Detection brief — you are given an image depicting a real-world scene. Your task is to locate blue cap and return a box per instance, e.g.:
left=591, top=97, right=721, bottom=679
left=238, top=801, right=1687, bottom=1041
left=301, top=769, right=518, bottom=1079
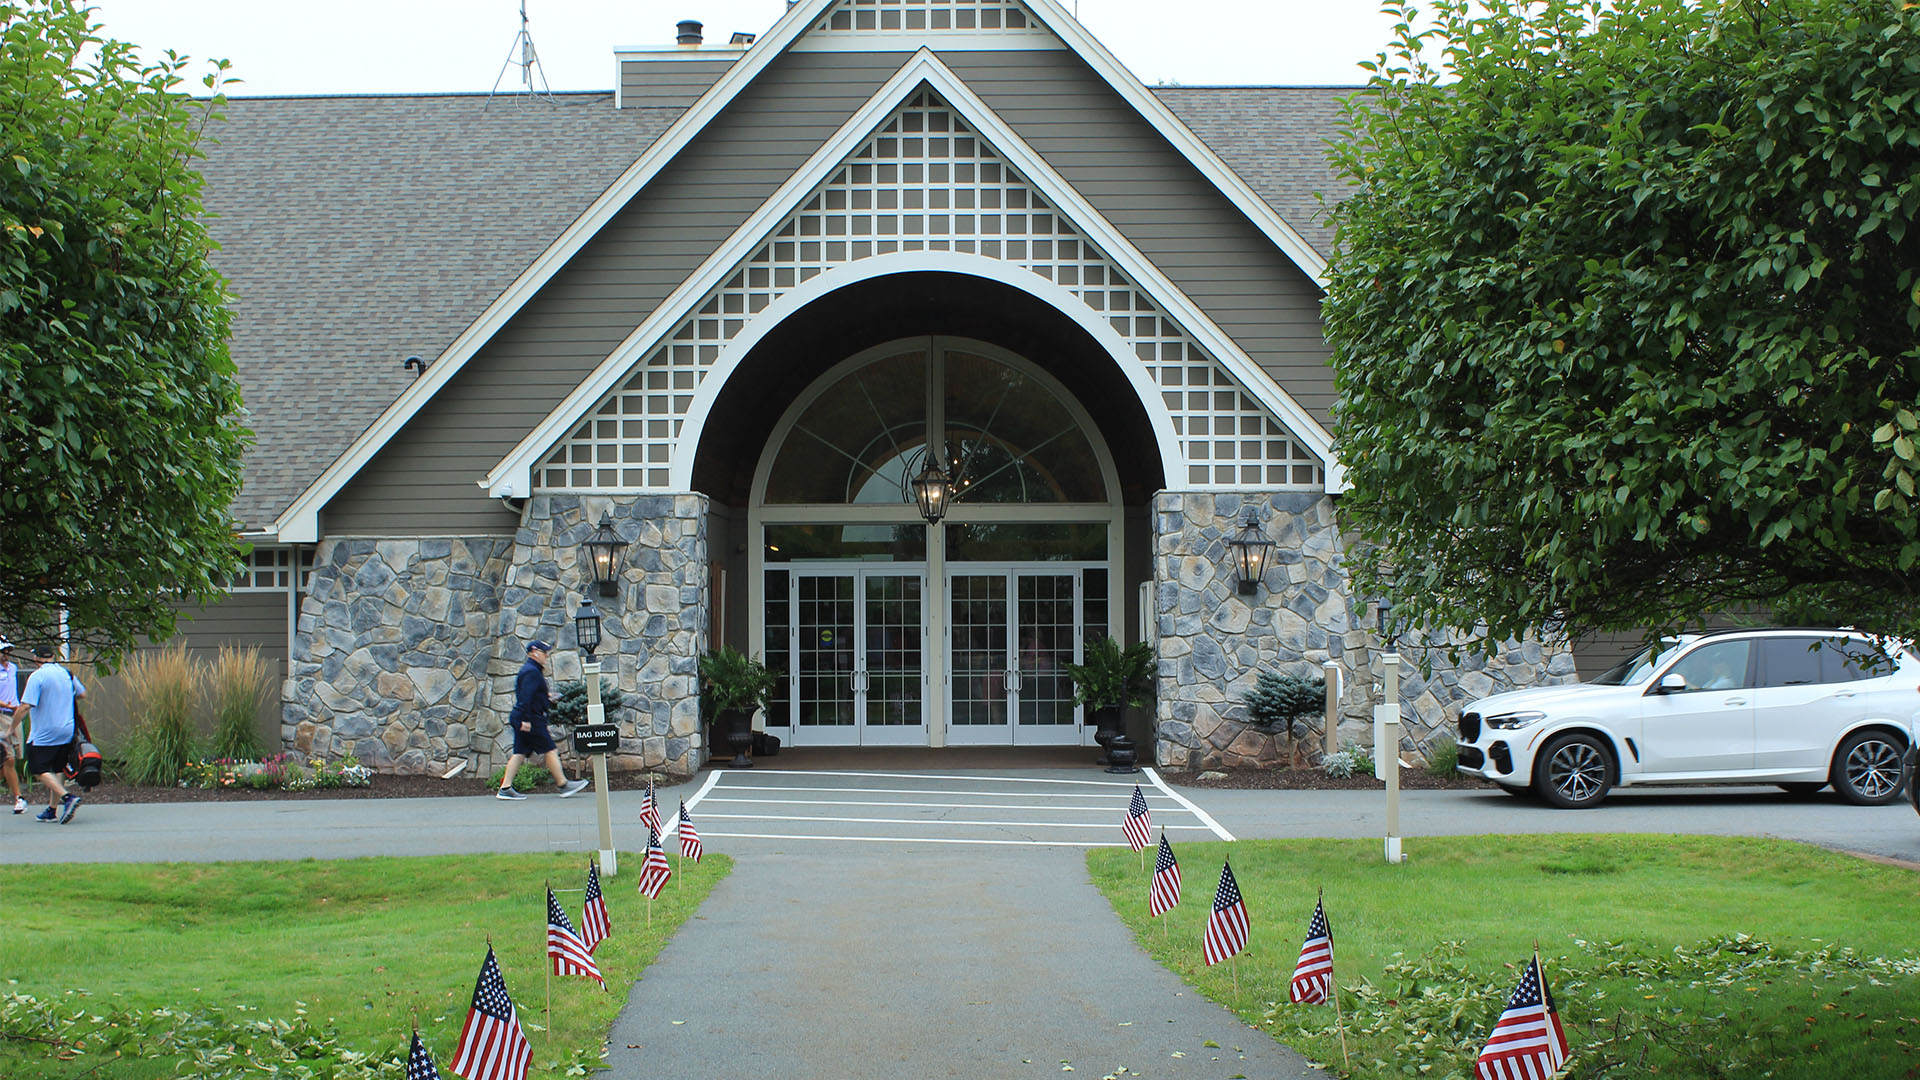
left=527, top=640, right=553, bottom=654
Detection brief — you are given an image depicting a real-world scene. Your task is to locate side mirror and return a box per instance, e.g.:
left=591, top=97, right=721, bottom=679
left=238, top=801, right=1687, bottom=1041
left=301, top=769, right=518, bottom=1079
left=1655, top=672, right=1687, bottom=694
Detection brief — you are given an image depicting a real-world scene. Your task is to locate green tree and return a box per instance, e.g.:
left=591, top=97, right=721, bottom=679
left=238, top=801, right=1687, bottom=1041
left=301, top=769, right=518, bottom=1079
left=0, top=1, right=247, bottom=663
left=1325, top=0, right=1920, bottom=649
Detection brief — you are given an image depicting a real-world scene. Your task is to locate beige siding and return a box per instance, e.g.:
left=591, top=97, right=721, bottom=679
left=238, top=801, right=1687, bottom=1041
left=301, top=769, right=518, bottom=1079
left=620, top=58, right=736, bottom=110
left=943, top=50, right=1334, bottom=422
left=328, top=50, right=912, bottom=533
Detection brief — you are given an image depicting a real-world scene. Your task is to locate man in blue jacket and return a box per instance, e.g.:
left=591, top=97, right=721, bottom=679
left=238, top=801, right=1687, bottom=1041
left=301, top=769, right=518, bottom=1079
left=496, top=639, right=588, bottom=801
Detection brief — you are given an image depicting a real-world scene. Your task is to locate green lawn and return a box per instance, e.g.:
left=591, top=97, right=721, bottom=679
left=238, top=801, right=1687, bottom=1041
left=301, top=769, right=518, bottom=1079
left=2, top=852, right=729, bottom=1079
left=1089, top=834, right=1920, bottom=1079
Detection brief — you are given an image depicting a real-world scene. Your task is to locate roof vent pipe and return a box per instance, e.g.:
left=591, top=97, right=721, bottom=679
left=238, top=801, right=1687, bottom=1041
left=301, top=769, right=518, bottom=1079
left=676, top=20, right=703, bottom=46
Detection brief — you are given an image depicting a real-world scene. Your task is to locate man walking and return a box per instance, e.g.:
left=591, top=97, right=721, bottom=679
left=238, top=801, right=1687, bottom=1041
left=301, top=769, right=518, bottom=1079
left=11, top=642, right=84, bottom=823
left=0, top=640, right=25, bottom=814
left=496, top=638, right=588, bottom=800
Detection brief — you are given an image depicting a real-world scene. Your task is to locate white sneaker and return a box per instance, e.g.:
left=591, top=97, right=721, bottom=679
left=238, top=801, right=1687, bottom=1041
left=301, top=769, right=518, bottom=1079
left=12, top=797, right=24, bottom=814
left=495, top=786, right=527, bottom=801
left=558, top=778, right=589, bottom=798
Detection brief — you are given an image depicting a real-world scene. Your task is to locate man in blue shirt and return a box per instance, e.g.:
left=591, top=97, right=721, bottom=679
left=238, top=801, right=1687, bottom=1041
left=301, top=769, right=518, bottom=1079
left=11, top=643, right=85, bottom=823
left=495, top=639, right=588, bottom=801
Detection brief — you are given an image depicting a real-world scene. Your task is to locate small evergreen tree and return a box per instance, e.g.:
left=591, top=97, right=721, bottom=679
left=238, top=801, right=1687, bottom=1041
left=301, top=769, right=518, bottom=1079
left=1242, top=671, right=1327, bottom=767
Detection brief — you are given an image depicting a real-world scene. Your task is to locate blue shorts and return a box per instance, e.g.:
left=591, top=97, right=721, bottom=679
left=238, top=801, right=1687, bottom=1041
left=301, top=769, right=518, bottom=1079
left=512, top=722, right=555, bottom=757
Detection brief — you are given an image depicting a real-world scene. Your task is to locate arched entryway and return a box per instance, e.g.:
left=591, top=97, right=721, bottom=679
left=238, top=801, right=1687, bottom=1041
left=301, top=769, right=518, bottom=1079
left=752, top=335, right=1121, bottom=747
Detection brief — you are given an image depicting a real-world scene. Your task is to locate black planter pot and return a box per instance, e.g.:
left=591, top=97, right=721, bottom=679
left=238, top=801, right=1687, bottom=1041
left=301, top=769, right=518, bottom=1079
left=721, top=708, right=755, bottom=768
left=1090, top=706, right=1123, bottom=765
left=1104, top=733, right=1140, bottom=774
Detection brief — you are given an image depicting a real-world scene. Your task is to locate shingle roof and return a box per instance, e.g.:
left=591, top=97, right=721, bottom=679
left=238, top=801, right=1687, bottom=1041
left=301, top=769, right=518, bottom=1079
left=198, top=85, right=1355, bottom=531
left=1152, top=85, right=1358, bottom=257
left=197, top=93, right=684, bottom=529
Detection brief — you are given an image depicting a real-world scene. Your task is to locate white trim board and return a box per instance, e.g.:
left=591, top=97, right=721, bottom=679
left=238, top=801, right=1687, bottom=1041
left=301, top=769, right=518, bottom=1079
left=484, top=49, right=1333, bottom=498
left=273, top=0, right=1338, bottom=541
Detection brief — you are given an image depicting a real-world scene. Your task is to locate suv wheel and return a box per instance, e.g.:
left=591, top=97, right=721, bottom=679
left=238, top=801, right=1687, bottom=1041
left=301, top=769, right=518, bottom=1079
left=1831, top=730, right=1907, bottom=806
left=1533, top=733, right=1613, bottom=809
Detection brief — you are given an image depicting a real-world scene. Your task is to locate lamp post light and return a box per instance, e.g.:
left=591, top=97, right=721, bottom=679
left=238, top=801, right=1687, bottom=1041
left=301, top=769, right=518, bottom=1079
left=1226, top=509, right=1274, bottom=596
left=574, top=597, right=619, bottom=875
left=583, top=513, right=629, bottom=598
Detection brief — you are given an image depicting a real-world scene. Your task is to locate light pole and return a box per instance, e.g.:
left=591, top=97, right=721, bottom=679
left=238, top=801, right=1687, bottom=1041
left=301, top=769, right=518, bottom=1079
left=575, top=597, right=619, bottom=876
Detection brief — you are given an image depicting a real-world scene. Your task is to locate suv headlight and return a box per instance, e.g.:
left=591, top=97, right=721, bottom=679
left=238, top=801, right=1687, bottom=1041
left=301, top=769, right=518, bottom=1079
left=1484, top=710, right=1547, bottom=730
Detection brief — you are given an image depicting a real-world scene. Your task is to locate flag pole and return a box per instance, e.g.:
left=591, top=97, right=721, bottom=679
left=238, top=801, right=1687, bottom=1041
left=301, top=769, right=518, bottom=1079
left=1326, top=888, right=1350, bottom=1074
left=543, top=881, right=553, bottom=1050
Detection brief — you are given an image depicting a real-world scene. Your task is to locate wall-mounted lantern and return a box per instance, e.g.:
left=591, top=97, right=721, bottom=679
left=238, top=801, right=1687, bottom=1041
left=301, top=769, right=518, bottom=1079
left=582, top=513, right=628, bottom=598
left=1226, top=509, right=1273, bottom=596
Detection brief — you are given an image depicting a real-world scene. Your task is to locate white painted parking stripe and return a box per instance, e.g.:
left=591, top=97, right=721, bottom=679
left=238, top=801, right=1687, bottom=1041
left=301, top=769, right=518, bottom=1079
left=697, top=811, right=1221, bottom=830
left=695, top=783, right=1178, bottom=800
left=706, top=791, right=1182, bottom=807
left=1145, top=766, right=1234, bottom=841
left=727, top=768, right=1153, bottom=788
left=698, top=830, right=1136, bottom=848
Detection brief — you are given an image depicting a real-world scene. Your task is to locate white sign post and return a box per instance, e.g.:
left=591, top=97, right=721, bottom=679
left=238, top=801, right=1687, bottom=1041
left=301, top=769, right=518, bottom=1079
left=583, top=659, right=616, bottom=876
left=1374, top=652, right=1404, bottom=864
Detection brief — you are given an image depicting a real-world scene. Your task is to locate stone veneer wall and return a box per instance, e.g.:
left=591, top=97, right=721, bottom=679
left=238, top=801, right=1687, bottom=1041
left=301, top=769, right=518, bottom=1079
left=1150, top=492, right=1575, bottom=771
left=284, top=494, right=709, bottom=776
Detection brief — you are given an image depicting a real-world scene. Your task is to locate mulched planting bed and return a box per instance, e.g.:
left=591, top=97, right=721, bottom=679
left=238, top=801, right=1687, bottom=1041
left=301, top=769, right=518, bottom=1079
left=1159, top=765, right=1491, bottom=791
left=70, top=768, right=692, bottom=805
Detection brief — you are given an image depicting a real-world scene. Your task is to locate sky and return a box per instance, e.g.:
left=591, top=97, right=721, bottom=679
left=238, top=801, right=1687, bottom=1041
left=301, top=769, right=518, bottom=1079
left=82, top=1, right=1401, bottom=97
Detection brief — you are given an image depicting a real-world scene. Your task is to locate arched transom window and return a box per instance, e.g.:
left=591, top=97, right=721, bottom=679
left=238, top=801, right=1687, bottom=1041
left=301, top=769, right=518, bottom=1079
left=761, top=339, right=1108, bottom=507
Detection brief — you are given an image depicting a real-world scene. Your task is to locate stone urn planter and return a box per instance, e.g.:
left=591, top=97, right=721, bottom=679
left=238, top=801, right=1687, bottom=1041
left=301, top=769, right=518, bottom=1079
left=719, top=707, right=756, bottom=769
left=699, top=645, right=778, bottom=771
left=1066, top=637, right=1154, bottom=769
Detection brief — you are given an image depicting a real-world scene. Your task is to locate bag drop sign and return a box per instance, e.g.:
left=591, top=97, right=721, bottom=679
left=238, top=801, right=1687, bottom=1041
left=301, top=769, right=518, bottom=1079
left=573, top=724, right=620, bottom=754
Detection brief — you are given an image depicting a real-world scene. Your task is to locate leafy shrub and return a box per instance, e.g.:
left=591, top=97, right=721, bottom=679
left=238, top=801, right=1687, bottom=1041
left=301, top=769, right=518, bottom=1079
left=308, top=758, right=371, bottom=789
left=1322, top=747, right=1375, bottom=779
left=1424, top=735, right=1460, bottom=777
left=489, top=766, right=551, bottom=793
left=699, top=646, right=778, bottom=716
left=208, top=644, right=274, bottom=760
left=551, top=677, right=627, bottom=728
left=121, top=645, right=197, bottom=787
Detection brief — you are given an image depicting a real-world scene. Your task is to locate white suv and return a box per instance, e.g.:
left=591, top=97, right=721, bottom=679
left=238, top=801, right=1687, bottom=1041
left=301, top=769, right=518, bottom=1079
left=1456, top=629, right=1917, bottom=808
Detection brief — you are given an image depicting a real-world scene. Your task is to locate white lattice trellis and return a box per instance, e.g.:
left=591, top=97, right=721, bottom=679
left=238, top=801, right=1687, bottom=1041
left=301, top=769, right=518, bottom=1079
left=542, top=88, right=1324, bottom=492
left=815, top=0, right=1033, bottom=33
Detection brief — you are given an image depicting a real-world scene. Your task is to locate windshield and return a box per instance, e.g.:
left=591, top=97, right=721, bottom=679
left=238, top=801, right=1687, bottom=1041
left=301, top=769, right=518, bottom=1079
left=1589, top=640, right=1684, bottom=686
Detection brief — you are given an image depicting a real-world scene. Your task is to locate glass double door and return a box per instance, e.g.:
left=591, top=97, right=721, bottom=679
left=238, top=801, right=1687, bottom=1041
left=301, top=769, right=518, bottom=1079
left=783, top=567, right=928, bottom=746
left=947, top=566, right=1102, bottom=746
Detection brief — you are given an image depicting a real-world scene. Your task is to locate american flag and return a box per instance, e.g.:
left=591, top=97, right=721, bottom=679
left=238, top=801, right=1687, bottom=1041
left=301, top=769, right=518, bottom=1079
left=449, top=946, right=531, bottom=1080
left=639, top=777, right=662, bottom=836
left=1474, top=953, right=1570, bottom=1080
left=1289, top=897, right=1334, bottom=1004
left=547, top=888, right=604, bottom=987
left=407, top=1029, right=440, bottom=1080
left=1203, top=859, right=1249, bottom=967
left=1122, top=785, right=1152, bottom=852
left=637, top=826, right=673, bottom=899
left=678, top=802, right=702, bottom=862
left=580, top=861, right=609, bottom=952
left=1149, top=832, right=1181, bottom=917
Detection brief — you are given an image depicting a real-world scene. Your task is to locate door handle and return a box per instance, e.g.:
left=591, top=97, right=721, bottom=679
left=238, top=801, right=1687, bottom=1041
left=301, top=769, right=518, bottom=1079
left=1724, top=697, right=1747, bottom=706
left=1007, top=669, right=1021, bottom=691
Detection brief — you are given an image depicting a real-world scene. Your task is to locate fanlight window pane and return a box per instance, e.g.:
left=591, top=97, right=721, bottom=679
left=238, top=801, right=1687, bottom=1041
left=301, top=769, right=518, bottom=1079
left=944, top=351, right=1103, bottom=504
left=765, top=344, right=1107, bottom=507
left=765, top=351, right=928, bottom=504
left=946, top=523, right=1106, bottom=561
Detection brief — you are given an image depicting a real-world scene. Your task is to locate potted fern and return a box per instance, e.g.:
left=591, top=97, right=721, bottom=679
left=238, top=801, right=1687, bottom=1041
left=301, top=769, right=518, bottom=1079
left=698, top=645, right=778, bottom=769
left=1065, top=636, right=1154, bottom=763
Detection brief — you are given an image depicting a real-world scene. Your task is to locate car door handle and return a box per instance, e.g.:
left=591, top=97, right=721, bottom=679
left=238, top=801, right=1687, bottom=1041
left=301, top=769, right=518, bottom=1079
left=1834, top=691, right=1858, bottom=698
left=1723, top=696, right=1747, bottom=706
